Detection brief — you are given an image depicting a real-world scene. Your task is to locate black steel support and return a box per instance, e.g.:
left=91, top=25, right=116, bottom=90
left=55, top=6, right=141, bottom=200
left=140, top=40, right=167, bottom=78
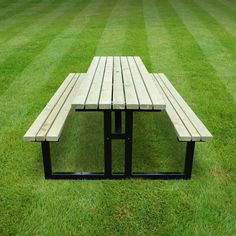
left=184, top=141, right=195, bottom=179
left=39, top=110, right=196, bottom=180
left=115, top=111, right=122, bottom=134
left=125, top=111, right=133, bottom=177
left=41, top=141, right=52, bottom=179
left=104, top=111, right=112, bottom=178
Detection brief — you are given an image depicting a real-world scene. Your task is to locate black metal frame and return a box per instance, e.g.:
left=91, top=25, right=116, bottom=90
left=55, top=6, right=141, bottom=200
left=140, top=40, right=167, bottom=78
left=40, top=110, right=195, bottom=180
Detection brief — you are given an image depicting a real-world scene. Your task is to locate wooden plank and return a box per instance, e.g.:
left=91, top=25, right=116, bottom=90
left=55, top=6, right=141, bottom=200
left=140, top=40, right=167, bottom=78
left=46, top=73, right=84, bottom=141
left=120, top=57, right=139, bottom=109
left=71, top=57, right=100, bottom=109
left=36, top=74, right=79, bottom=141
left=113, top=56, right=125, bottom=109
left=85, top=57, right=107, bottom=109
left=154, top=74, right=201, bottom=141
left=134, top=57, right=165, bottom=110
left=127, top=57, right=152, bottom=109
left=151, top=74, right=191, bottom=141
left=24, top=73, right=76, bottom=141
left=158, top=73, right=213, bottom=141
left=99, top=56, right=113, bottom=109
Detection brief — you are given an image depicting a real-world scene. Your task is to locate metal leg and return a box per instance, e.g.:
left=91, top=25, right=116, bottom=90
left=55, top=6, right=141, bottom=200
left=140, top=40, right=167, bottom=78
left=41, top=141, right=52, bottom=179
left=39, top=111, right=197, bottom=180
left=125, top=111, right=133, bottom=177
left=104, top=111, right=112, bottom=178
left=184, top=141, right=195, bottom=179
left=115, top=111, right=122, bottom=134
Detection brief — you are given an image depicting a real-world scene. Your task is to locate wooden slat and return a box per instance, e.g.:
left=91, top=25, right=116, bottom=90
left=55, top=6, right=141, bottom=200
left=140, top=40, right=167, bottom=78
left=127, top=57, right=152, bottom=109
left=151, top=74, right=191, bottom=141
left=134, top=57, right=165, bottom=110
left=24, top=73, right=76, bottom=141
left=85, top=57, right=106, bottom=109
left=113, top=56, right=125, bottom=109
left=158, top=73, right=213, bottom=141
left=36, top=74, right=79, bottom=141
left=46, top=73, right=84, bottom=141
left=120, top=57, right=139, bottom=109
left=99, top=56, right=113, bottom=109
left=71, top=57, right=100, bottom=109
left=155, top=74, right=201, bottom=141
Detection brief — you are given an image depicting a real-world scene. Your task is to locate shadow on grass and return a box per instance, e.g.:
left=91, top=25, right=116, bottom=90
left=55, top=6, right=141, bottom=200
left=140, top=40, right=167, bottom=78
left=51, top=111, right=188, bottom=173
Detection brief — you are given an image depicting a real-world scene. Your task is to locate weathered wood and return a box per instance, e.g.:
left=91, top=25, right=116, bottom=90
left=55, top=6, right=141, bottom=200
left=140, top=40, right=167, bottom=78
left=99, top=57, right=113, bottom=109
left=71, top=57, right=100, bottom=109
left=36, top=74, right=79, bottom=141
left=24, top=73, right=76, bottom=141
left=156, top=74, right=201, bottom=141
left=127, top=57, right=152, bottom=109
left=134, top=57, right=165, bottom=110
left=113, top=56, right=125, bottom=109
left=85, top=57, right=107, bottom=109
left=151, top=74, right=191, bottom=141
left=46, top=74, right=84, bottom=141
left=120, top=56, right=139, bottom=109
left=158, top=73, right=212, bottom=141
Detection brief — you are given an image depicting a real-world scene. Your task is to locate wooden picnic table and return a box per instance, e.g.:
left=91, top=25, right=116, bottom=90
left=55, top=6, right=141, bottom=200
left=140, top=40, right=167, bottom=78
left=24, top=56, right=212, bottom=180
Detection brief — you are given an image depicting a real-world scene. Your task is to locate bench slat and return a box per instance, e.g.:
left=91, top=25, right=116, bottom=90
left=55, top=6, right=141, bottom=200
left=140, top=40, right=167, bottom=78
left=134, top=57, right=165, bottom=110
left=24, top=73, right=76, bottom=141
left=151, top=74, right=191, bottom=141
left=36, top=74, right=79, bottom=141
left=155, top=74, right=201, bottom=141
left=158, top=73, right=213, bottom=141
left=99, top=57, right=113, bottom=109
left=120, top=56, right=139, bottom=109
left=113, top=56, right=125, bottom=109
left=127, top=57, right=152, bottom=109
left=71, top=57, right=100, bottom=109
left=85, top=57, right=106, bottom=109
left=46, top=73, right=84, bottom=141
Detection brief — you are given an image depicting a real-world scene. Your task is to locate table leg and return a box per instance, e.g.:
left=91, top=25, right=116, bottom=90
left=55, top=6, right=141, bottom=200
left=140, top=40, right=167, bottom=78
left=104, top=111, right=112, bottom=178
left=125, top=111, right=133, bottom=177
left=115, top=111, right=122, bottom=134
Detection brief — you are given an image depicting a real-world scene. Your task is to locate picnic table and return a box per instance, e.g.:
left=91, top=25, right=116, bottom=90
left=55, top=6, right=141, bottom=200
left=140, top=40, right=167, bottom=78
left=24, top=56, right=212, bottom=180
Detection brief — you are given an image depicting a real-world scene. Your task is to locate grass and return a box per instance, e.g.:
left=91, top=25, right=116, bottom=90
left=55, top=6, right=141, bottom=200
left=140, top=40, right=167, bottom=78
left=0, top=0, right=236, bottom=235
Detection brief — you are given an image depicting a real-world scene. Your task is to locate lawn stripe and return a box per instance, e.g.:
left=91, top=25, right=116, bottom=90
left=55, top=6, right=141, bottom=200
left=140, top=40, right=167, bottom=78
left=143, top=0, right=184, bottom=76
left=218, top=0, right=236, bottom=12
left=0, top=0, right=32, bottom=20
left=122, top=0, right=150, bottom=67
left=96, top=0, right=129, bottom=55
left=0, top=0, right=52, bottom=34
left=0, top=0, right=105, bottom=136
left=169, top=0, right=236, bottom=102
left=183, top=0, right=236, bottom=62
left=0, top=0, right=87, bottom=94
left=193, top=0, right=236, bottom=39
left=0, top=0, right=78, bottom=65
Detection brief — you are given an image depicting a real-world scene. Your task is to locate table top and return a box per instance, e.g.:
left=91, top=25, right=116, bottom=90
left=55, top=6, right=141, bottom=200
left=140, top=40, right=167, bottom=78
left=72, top=56, right=166, bottom=110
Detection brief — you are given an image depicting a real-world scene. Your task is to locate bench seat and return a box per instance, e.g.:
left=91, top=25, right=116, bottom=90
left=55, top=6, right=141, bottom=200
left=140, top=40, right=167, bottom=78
left=24, top=73, right=85, bottom=142
left=151, top=73, right=212, bottom=142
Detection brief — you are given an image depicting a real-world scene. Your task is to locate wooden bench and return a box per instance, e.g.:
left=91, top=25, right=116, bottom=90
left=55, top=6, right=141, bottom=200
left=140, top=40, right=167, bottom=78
left=151, top=73, right=212, bottom=142
left=24, top=73, right=85, bottom=142
left=150, top=73, right=212, bottom=178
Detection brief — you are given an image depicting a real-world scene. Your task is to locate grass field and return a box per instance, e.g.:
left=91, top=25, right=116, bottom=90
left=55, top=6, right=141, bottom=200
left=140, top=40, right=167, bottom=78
left=0, top=0, right=236, bottom=235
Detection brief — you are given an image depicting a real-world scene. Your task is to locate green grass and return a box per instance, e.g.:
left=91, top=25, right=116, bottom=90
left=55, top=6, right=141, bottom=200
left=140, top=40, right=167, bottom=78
left=0, top=0, right=236, bottom=235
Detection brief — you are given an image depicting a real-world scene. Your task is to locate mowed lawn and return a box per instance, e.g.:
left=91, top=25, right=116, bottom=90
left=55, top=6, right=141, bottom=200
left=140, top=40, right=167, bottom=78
left=0, top=0, right=236, bottom=235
